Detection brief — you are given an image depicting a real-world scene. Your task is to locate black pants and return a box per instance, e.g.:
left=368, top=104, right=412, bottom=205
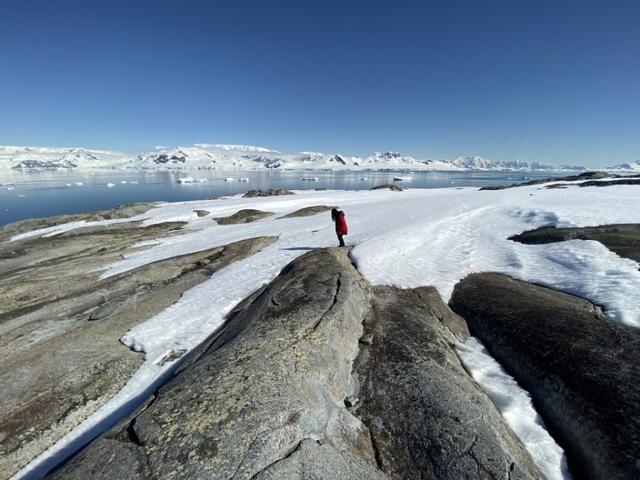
left=337, top=234, right=345, bottom=247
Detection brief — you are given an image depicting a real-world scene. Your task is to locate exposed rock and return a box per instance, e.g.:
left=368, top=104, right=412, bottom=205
left=547, top=177, right=640, bottom=189
left=242, top=188, right=294, bottom=198
left=354, top=286, right=542, bottom=479
left=50, top=248, right=382, bottom=479
left=193, top=209, right=210, bottom=218
left=214, top=209, right=273, bottom=225
left=0, top=217, right=276, bottom=478
left=480, top=171, right=613, bottom=190
left=278, top=205, right=335, bottom=219
left=370, top=184, right=403, bottom=191
left=0, top=202, right=159, bottom=241
left=510, top=223, right=640, bottom=263
left=449, top=273, right=640, bottom=480
left=51, top=249, right=543, bottom=479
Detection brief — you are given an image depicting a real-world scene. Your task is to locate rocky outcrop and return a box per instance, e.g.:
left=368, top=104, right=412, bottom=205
left=0, top=215, right=276, bottom=478
left=49, top=248, right=383, bottom=479
left=50, top=249, right=542, bottom=479
left=193, top=209, right=210, bottom=218
left=278, top=205, right=335, bottom=219
left=548, top=177, right=640, bottom=188
left=479, top=171, right=610, bottom=190
left=354, top=286, right=542, bottom=479
left=214, top=209, right=273, bottom=224
left=510, top=223, right=640, bottom=263
left=0, top=202, right=159, bottom=241
left=242, top=188, right=294, bottom=198
left=450, top=273, right=640, bottom=480
left=370, top=183, right=403, bottom=191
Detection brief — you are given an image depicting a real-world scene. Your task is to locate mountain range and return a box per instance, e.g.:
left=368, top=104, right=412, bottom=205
left=0, top=144, right=589, bottom=172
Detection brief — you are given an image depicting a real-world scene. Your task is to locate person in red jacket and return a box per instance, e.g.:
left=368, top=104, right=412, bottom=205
left=331, top=208, right=348, bottom=247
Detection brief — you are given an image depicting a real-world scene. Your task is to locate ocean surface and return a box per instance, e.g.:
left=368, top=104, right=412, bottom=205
left=0, top=169, right=562, bottom=226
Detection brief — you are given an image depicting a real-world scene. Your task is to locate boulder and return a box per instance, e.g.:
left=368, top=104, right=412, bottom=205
left=214, top=209, right=273, bottom=225
left=242, top=189, right=294, bottom=198
left=370, top=184, right=403, bottom=191
left=354, top=286, right=542, bottom=479
left=450, top=273, right=640, bottom=480
left=278, top=205, right=335, bottom=219
left=50, top=248, right=383, bottom=479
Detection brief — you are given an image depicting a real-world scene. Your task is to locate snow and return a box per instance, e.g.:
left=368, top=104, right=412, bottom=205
left=456, top=338, right=572, bottom=480
left=10, top=181, right=640, bottom=480
left=0, top=143, right=587, bottom=172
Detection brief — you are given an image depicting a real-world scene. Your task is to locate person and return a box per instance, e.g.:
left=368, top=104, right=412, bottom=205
left=331, top=208, right=348, bottom=246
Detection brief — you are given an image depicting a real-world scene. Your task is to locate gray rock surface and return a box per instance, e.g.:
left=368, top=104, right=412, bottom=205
left=354, top=286, right=542, bottom=479
left=510, top=223, right=640, bottom=263
left=51, top=249, right=542, bottom=480
left=214, top=209, right=273, bottom=224
left=278, top=205, right=335, bottom=219
left=242, top=188, right=294, bottom=198
left=0, top=202, right=160, bottom=241
left=370, top=183, right=403, bottom=191
left=50, top=248, right=383, bottom=479
left=0, top=214, right=276, bottom=479
left=450, top=273, right=640, bottom=480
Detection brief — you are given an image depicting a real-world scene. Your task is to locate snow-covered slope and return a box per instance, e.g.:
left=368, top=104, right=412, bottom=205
left=0, top=146, right=131, bottom=170
left=0, top=143, right=586, bottom=172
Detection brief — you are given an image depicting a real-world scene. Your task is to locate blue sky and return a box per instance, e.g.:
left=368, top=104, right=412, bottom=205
left=1, top=0, right=638, bottom=167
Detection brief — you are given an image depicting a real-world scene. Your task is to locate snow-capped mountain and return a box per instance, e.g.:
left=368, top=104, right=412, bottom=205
left=0, top=145, right=130, bottom=170
left=450, top=156, right=582, bottom=171
left=0, top=144, right=586, bottom=172
left=608, top=160, right=640, bottom=172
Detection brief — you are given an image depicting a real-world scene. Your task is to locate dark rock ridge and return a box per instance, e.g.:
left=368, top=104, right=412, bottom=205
left=242, top=188, right=294, bottom=198
left=354, top=286, right=542, bottom=479
left=370, top=183, right=403, bottom=191
left=547, top=177, right=640, bottom=189
left=50, top=248, right=542, bottom=479
left=0, top=211, right=276, bottom=478
left=479, top=171, right=622, bottom=190
left=278, top=205, right=335, bottom=219
left=214, top=209, right=273, bottom=225
left=510, top=224, right=640, bottom=263
left=450, top=273, right=640, bottom=480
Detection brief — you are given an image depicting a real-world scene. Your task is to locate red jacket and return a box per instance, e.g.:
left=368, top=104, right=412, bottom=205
left=335, top=213, right=348, bottom=235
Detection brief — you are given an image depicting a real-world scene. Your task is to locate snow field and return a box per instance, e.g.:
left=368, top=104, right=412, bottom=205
left=11, top=183, right=640, bottom=480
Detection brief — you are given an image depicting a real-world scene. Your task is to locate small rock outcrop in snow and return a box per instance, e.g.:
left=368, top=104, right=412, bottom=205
left=242, top=188, right=294, bottom=198
left=213, top=209, right=273, bottom=225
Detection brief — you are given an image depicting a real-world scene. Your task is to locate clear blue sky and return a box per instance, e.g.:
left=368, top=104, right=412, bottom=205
left=1, top=0, right=638, bottom=166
